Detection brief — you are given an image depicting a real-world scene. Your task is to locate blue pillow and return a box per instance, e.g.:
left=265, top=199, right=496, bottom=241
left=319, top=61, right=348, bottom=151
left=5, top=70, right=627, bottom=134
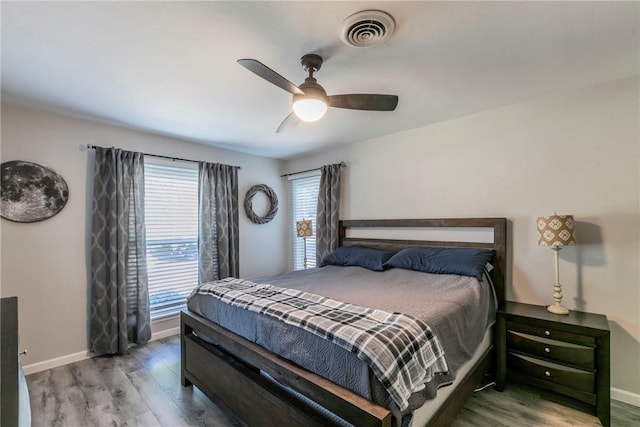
left=382, top=247, right=495, bottom=280
left=320, top=246, right=396, bottom=272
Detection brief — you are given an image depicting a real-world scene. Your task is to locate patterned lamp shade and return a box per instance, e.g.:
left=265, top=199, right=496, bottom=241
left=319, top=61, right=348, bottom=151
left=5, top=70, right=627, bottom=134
left=537, top=215, right=576, bottom=247
left=296, top=220, right=313, bottom=238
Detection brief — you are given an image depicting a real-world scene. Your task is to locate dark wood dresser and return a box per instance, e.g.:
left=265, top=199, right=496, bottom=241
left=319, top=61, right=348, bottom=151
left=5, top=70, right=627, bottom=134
left=496, top=301, right=610, bottom=427
left=1, top=296, right=30, bottom=427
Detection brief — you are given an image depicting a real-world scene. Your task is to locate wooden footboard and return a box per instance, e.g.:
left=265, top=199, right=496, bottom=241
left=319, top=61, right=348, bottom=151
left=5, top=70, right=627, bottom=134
left=181, top=309, right=392, bottom=427
left=181, top=308, right=494, bottom=427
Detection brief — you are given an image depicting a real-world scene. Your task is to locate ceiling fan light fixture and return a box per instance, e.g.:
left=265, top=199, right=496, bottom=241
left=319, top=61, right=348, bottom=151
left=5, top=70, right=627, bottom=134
left=238, top=53, right=399, bottom=132
left=293, top=76, right=328, bottom=122
left=293, top=97, right=327, bottom=122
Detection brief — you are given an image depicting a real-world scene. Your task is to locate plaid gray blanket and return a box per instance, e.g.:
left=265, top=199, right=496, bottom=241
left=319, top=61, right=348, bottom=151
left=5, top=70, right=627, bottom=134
left=193, top=277, right=449, bottom=410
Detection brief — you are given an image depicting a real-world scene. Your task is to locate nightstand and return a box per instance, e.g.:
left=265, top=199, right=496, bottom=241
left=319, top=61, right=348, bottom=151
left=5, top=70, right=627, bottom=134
left=496, top=301, right=610, bottom=427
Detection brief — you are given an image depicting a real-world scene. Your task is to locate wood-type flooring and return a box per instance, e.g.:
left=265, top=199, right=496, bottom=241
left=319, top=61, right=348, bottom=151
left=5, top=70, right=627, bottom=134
left=27, top=335, right=639, bottom=426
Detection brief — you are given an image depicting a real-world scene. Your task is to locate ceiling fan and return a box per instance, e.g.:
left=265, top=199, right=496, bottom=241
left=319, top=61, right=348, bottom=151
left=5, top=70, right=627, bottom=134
left=238, top=54, right=399, bottom=132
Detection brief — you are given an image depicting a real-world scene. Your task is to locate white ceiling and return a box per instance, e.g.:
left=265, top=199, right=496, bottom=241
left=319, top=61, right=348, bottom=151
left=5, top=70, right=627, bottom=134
left=2, top=1, right=638, bottom=159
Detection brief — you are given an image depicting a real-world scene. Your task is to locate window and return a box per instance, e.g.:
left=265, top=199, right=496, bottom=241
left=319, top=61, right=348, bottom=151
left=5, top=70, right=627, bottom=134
left=289, top=174, right=320, bottom=270
left=144, top=159, right=199, bottom=319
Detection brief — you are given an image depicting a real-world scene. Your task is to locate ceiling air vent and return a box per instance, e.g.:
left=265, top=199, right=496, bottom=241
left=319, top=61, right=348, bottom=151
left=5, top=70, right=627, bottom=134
left=339, top=10, right=396, bottom=48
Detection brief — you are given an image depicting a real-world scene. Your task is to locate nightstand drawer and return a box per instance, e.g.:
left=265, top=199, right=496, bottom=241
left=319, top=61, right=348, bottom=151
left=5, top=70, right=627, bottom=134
left=507, top=353, right=594, bottom=394
left=507, top=331, right=594, bottom=369
left=507, top=320, right=595, bottom=346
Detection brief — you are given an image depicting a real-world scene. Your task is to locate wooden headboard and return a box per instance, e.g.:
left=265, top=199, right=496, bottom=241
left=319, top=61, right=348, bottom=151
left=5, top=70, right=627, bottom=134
left=338, top=218, right=508, bottom=305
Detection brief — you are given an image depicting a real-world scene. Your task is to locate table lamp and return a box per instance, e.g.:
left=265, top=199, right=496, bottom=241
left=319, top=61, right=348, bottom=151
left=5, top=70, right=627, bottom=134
left=296, top=219, right=313, bottom=269
left=536, top=214, right=576, bottom=315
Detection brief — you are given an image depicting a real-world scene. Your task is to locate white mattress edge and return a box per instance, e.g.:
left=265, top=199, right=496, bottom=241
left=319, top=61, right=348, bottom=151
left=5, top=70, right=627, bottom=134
left=410, top=326, right=494, bottom=427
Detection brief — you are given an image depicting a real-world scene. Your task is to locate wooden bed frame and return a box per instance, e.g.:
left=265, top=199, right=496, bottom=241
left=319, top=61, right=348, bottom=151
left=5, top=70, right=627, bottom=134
left=181, top=218, right=507, bottom=427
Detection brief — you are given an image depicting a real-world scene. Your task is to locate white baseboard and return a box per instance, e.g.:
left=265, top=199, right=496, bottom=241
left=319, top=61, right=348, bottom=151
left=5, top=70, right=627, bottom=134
left=23, top=328, right=180, bottom=375
left=151, top=327, right=180, bottom=341
left=612, top=387, right=640, bottom=407
left=23, top=350, right=92, bottom=375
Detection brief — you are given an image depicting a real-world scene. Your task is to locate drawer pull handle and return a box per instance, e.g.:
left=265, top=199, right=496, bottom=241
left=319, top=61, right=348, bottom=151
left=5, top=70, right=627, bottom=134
left=544, top=347, right=550, bottom=353
left=544, top=330, right=551, bottom=336
left=545, top=371, right=551, bottom=377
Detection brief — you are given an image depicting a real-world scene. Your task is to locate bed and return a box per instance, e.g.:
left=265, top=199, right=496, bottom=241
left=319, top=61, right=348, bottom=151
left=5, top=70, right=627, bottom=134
left=181, top=218, right=507, bottom=427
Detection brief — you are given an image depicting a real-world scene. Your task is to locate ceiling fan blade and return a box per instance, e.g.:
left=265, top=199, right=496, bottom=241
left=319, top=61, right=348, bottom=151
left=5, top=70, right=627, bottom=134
left=238, top=59, right=304, bottom=95
left=328, top=94, right=398, bottom=111
left=276, top=112, right=301, bottom=133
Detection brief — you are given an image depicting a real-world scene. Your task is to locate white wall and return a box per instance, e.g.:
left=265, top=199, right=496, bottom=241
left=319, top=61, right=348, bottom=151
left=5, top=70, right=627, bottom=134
left=283, top=77, right=640, bottom=399
left=2, top=76, right=638, bottom=400
left=0, top=104, right=287, bottom=368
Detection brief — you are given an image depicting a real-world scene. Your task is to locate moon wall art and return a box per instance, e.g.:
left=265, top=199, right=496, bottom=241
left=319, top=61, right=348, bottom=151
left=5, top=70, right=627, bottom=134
left=1, top=161, right=69, bottom=223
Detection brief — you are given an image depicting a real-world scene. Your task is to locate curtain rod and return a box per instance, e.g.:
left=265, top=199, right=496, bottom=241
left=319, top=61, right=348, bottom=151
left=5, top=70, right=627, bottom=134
left=86, top=144, right=241, bottom=169
left=280, top=161, right=346, bottom=178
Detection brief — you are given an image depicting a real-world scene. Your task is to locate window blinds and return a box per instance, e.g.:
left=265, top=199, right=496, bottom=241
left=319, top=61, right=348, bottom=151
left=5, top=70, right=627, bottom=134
left=144, top=160, right=199, bottom=319
left=288, top=174, right=321, bottom=270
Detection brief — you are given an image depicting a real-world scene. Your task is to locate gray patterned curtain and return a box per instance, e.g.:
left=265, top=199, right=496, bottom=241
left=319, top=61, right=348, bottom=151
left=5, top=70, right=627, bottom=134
left=199, top=162, right=239, bottom=282
left=316, top=163, right=342, bottom=263
left=90, top=147, right=151, bottom=355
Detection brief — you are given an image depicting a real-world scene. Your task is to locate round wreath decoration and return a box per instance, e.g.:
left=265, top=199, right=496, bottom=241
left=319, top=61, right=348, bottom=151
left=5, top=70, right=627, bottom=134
left=244, top=184, right=278, bottom=224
